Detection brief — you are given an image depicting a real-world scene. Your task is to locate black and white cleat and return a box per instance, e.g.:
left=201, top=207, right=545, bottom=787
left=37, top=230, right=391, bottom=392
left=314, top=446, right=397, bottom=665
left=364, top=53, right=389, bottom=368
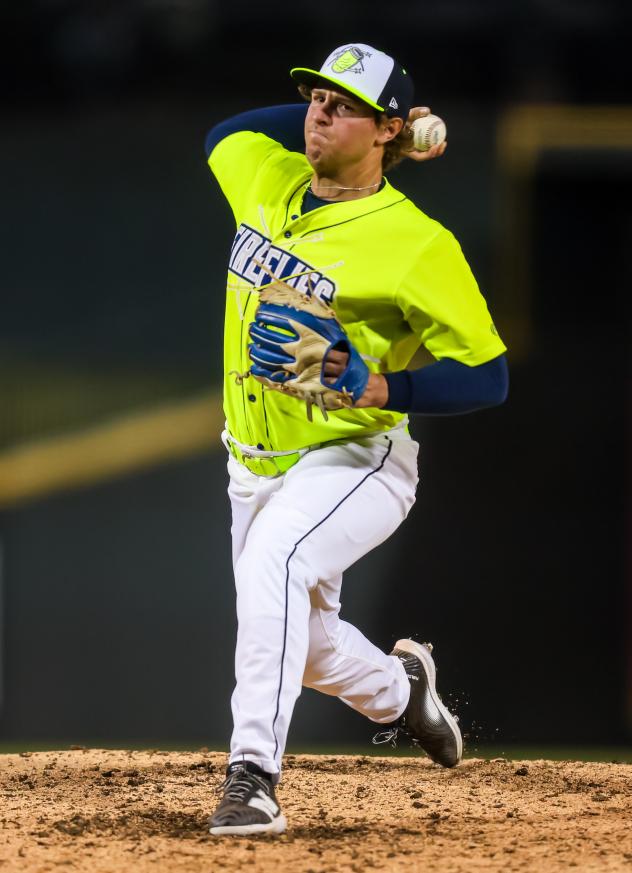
left=374, top=638, right=463, bottom=768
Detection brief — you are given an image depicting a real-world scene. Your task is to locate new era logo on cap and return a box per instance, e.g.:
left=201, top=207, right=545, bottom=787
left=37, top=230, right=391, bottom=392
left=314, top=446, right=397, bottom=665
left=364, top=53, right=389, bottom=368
left=290, top=43, right=414, bottom=119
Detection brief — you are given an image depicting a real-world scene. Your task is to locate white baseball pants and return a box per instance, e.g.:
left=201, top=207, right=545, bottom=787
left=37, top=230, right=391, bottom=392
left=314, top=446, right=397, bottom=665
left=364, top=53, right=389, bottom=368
left=226, top=428, right=419, bottom=779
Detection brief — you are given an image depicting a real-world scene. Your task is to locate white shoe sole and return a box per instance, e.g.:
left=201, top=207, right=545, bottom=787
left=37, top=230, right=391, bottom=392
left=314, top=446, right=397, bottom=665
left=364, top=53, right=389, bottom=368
left=209, top=814, right=287, bottom=836
left=395, top=638, right=463, bottom=764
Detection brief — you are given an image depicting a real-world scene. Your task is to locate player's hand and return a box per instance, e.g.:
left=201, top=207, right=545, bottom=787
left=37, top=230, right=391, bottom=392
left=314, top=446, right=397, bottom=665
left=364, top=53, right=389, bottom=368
left=323, top=350, right=388, bottom=408
left=402, top=106, right=448, bottom=163
left=323, top=348, right=349, bottom=383
left=353, top=373, right=388, bottom=408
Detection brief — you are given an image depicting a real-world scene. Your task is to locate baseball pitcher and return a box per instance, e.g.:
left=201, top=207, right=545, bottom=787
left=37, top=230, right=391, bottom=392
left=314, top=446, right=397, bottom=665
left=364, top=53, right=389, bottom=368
left=204, top=42, right=508, bottom=836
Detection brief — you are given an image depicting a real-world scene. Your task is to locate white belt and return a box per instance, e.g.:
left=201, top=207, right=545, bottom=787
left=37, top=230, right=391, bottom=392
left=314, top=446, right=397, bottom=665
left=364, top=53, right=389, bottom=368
left=221, top=430, right=314, bottom=460
left=221, top=417, right=410, bottom=460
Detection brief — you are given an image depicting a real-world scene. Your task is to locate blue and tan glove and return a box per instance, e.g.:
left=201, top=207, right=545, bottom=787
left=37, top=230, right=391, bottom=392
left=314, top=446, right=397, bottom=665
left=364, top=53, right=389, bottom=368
left=247, top=280, right=369, bottom=422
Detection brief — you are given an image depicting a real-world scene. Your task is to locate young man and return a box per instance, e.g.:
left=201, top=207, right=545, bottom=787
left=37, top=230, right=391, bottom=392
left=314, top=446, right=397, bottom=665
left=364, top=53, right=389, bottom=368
left=205, top=43, right=508, bottom=836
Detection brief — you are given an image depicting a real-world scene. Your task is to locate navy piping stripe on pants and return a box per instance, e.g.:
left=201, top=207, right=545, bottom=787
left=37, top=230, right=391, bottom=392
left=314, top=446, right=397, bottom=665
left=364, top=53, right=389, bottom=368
left=271, top=438, right=394, bottom=760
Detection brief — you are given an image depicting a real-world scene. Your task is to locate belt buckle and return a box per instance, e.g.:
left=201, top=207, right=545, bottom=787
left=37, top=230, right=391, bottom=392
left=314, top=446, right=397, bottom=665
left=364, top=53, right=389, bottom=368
left=228, top=440, right=251, bottom=462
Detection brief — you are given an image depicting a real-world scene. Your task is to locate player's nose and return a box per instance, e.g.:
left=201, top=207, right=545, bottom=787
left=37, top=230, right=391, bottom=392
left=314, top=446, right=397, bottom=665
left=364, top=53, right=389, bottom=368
left=310, top=102, right=333, bottom=125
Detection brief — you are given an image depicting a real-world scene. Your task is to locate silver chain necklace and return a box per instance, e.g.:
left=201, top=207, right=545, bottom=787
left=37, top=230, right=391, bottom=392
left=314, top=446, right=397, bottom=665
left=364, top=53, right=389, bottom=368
left=308, top=180, right=382, bottom=196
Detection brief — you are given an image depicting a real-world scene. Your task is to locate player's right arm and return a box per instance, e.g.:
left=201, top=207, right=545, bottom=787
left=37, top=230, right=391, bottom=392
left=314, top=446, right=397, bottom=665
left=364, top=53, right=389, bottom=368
left=205, top=105, right=310, bottom=225
left=204, top=104, right=307, bottom=158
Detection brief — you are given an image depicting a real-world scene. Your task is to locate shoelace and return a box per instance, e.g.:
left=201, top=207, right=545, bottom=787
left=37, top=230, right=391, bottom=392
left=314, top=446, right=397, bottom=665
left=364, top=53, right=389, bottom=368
left=371, top=650, right=422, bottom=747
left=372, top=645, right=457, bottom=748
left=372, top=725, right=423, bottom=747
left=216, top=769, right=269, bottom=802
left=397, top=652, right=423, bottom=678
left=372, top=727, right=401, bottom=747
left=372, top=711, right=460, bottom=748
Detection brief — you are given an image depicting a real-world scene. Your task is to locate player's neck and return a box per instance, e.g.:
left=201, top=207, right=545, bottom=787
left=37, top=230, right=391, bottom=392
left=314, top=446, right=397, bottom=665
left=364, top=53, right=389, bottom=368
left=309, top=162, right=384, bottom=202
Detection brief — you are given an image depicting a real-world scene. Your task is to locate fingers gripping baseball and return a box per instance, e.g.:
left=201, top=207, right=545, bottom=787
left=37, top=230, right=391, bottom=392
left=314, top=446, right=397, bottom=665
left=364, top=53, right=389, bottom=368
left=402, top=106, right=448, bottom=162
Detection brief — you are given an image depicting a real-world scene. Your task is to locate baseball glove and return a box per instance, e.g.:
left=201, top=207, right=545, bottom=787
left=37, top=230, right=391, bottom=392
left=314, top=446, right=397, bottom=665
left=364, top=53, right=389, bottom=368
left=247, top=278, right=369, bottom=422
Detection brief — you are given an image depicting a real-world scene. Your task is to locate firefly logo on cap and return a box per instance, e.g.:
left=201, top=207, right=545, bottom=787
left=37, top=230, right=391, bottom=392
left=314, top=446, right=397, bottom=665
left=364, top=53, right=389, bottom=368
left=290, top=43, right=414, bottom=119
left=330, top=45, right=372, bottom=75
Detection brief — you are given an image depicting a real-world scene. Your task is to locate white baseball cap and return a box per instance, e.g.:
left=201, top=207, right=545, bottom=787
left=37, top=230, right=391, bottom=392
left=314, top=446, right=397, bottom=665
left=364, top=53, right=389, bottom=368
left=290, top=43, right=414, bottom=119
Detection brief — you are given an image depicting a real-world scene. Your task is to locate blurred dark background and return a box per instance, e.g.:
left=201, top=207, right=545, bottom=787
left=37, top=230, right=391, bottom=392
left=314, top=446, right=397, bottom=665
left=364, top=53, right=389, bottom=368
left=1, top=1, right=630, bottom=752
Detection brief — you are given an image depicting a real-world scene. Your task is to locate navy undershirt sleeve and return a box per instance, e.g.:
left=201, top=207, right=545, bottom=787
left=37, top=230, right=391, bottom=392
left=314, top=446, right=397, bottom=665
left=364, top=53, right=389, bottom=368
left=205, top=104, right=308, bottom=157
left=383, top=354, right=509, bottom=414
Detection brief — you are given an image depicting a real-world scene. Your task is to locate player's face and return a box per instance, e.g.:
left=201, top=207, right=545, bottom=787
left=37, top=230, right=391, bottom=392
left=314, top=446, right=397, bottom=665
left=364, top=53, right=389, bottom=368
left=304, top=88, right=384, bottom=174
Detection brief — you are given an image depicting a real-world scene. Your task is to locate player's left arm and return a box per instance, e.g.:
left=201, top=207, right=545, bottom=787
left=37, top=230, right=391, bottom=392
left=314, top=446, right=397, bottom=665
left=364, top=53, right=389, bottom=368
left=381, top=354, right=508, bottom=413
left=325, top=226, right=509, bottom=414
left=325, top=352, right=508, bottom=413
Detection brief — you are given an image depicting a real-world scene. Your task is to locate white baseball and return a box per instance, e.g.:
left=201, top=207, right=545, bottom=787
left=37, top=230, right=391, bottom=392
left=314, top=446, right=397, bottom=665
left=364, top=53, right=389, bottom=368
left=411, top=114, right=447, bottom=151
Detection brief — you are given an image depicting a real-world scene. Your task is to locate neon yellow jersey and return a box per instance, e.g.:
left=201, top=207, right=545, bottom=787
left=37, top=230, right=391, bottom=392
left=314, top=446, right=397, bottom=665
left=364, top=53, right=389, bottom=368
left=208, top=130, right=506, bottom=475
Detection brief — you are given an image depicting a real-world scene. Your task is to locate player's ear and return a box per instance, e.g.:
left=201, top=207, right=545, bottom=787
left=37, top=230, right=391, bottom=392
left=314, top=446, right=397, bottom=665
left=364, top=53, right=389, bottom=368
left=375, top=116, right=404, bottom=145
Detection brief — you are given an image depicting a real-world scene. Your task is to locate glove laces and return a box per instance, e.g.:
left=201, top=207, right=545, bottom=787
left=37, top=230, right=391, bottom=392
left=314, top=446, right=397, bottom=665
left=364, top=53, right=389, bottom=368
left=226, top=205, right=344, bottom=322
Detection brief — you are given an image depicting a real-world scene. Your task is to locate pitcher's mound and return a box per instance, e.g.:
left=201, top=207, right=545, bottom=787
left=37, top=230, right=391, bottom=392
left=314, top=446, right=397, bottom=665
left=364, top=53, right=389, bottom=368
left=2, top=749, right=631, bottom=872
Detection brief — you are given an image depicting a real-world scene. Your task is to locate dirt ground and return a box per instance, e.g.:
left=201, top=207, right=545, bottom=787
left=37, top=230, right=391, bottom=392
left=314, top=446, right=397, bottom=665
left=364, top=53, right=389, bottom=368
left=1, top=749, right=631, bottom=873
